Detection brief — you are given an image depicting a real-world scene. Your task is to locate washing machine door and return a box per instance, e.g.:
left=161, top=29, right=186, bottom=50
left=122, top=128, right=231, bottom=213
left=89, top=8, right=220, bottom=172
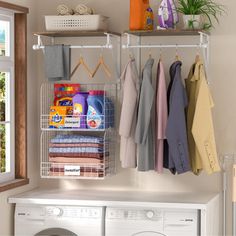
left=132, top=232, right=167, bottom=236
left=35, top=228, right=77, bottom=236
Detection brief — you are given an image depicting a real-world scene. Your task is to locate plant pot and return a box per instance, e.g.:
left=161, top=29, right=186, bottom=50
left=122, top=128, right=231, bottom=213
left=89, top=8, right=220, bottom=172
left=182, top=15, right=202, bottom=30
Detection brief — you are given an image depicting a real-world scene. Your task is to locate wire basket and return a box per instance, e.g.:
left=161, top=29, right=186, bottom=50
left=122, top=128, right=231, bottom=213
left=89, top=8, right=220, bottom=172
left=40, top=130, right=116, bottom=179
left=45, top=15, right=109, bottom=31
left=40, top=82, right=117, bottom=131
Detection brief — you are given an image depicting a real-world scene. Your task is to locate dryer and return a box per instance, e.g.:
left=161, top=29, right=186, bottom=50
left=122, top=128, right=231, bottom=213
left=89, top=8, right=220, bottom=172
left=15, top=204, right=104, bottom=236
left=105, top=207, right=199, bottom=236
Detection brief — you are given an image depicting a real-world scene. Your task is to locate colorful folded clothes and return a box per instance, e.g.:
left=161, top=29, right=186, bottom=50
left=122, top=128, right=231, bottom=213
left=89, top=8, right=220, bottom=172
left=49, top=147, right=104, bottom=154
left=49, top=157, right=104, bottom=163
left=49, top=143, right=103, bottom=148
left=49, top=152, right=108, bottom=158
left=50, top=134, right=104, bottom=144
left=49, top=171, right=104, bottom=178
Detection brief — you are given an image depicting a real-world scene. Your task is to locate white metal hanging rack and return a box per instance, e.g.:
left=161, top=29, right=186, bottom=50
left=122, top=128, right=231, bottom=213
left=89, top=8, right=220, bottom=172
left=122, top=31, right=210, bottom=70
left=32, top=31, right=121, bottom=78
left=32, top=32, right=115, bottom=50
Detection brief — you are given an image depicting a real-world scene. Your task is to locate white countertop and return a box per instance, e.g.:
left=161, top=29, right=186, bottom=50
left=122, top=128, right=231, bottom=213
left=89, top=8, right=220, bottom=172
left=8, top=188, right=219, bottom=210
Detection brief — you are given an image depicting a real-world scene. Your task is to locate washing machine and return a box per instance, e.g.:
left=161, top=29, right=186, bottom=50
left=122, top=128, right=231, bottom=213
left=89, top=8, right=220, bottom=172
left=105, top=207, right=199, bottom=236
left=15, top=204, right=104, bottom=236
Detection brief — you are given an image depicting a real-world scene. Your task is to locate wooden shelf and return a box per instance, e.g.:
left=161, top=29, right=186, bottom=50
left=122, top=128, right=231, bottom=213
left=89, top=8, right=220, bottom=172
left=33, top=31, right=121, bottom=37
left=125, top=29, right=210, bottom=36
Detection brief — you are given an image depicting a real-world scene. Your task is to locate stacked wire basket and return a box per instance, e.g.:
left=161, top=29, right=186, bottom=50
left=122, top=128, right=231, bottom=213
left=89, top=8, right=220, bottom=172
left=40, top=83, right=117, bottom=179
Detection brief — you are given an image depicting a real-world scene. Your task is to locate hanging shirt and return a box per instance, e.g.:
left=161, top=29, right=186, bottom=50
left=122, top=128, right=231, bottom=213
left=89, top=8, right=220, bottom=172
left=135, top=58, right=155, bottom=171
left=166, top=61, right=191, bottom=174
left=190, top=61, right=221, bottom=174
left=119, top=59, right=140, bottom=168
left=155, top=60, right=168, bottom=173
left=185, top=62, right=203, bottom=175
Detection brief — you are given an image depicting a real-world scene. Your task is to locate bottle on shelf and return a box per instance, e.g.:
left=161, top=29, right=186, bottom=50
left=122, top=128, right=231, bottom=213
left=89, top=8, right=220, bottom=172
left=129, top=0, right=149, bottom=30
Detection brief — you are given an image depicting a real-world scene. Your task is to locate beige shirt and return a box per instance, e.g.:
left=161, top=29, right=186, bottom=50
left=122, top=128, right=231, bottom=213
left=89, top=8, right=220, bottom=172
left=190, top=61, right=221, bottom=174
left=119, top=59, right=139, bottom=168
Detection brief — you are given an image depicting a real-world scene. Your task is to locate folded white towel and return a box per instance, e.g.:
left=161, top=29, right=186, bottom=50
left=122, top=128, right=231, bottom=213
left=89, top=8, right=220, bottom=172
left=74, top=4, right=93, bottom=15
left=57, top=4, right=74, bottom=15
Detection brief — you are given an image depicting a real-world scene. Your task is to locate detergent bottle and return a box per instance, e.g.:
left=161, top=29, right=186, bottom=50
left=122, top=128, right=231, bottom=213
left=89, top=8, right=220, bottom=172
left=72, top=92, right=89, bottom=129
left=86, top=90, right=105, bottom=129
left=130, top=0, right=149, bottom=30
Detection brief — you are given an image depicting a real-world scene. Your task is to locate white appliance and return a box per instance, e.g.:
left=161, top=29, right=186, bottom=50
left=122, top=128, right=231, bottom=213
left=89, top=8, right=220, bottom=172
left=15, top=204, right=104, bottom=236
left=105, top=207, right=199, bottom=236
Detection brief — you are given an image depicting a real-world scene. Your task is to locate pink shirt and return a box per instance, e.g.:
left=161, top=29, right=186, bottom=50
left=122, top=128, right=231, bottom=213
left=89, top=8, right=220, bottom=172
left=155, top=60, right=168, bottom=173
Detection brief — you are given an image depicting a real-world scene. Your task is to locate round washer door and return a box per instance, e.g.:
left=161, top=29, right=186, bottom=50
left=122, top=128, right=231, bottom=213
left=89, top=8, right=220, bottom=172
left=132, top=232, right=167, bottom=236
left=35, top=228, right=77, bottom=236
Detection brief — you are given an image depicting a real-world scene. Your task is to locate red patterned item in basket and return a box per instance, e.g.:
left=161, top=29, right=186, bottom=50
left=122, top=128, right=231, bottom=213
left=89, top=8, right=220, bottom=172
left=54, top=83, right=80, bottom=99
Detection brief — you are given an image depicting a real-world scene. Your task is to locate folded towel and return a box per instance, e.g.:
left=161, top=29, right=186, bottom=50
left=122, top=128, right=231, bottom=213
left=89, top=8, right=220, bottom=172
left=49, top=147, right=104, bottom=153
left=57, top=4, right=74, bottom=15
left=49, top=152, right=108, bottom=158
left=49, top=143, right=104, bottom=148
left=44, top=45, right=71, bottom=81
left=74, top=4, right=93, bottom=15
left=49, top=171, right=104, bottom=178
left=50, top=134, right=104, bottom=144
left=49, top=156, right=105, bottom=164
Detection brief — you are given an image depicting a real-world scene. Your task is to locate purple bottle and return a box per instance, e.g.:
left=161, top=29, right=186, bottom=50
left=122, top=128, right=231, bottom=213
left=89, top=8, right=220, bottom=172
left=72, top=92, right=89, bottom=129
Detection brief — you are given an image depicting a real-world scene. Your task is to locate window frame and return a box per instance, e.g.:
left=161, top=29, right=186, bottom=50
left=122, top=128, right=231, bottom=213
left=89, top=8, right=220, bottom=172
left=0, top=10, right=15, bottom=184
left=0, top=1, right=29, bottom=192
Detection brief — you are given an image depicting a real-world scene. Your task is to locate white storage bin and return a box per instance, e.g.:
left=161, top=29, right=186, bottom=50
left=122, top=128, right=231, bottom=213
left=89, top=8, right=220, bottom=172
left=45, top=15, right=109, bottom=31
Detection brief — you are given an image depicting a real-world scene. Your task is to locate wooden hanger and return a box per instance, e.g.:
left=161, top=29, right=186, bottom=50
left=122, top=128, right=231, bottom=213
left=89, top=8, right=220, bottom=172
left=92, top=54, right=112, bottom=78
left=195, top=53, right=200, bottom=63
left=148, top=47, right=152, bottom=59
left=70, top=55, right=93, bottom=78
left=175, top=45, right=180, bottom=61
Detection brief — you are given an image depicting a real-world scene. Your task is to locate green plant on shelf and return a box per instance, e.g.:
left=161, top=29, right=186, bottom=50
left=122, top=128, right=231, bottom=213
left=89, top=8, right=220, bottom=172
left=177, top=0, right=226, bottom=30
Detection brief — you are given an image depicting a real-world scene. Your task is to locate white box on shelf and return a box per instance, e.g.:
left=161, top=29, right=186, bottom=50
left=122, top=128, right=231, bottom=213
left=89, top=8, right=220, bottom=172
left=45, top=15, right=109, bottom=31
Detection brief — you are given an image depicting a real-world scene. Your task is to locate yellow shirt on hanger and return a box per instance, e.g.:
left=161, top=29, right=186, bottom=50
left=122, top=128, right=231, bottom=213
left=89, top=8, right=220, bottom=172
left=185, top=63, right=203, bottom=175
left=190, top=61, right=221, bottom=174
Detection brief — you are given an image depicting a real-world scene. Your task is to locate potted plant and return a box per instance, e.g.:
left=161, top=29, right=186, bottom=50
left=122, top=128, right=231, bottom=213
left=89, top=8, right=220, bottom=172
left=177, top=0, right=225, bottom=30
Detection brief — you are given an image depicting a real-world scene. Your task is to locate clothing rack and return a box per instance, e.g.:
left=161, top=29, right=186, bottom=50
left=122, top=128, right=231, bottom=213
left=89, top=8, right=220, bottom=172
left=32, top=31, right=121, bottom=78
left=32, top=32, right=115, bottom=50
left=122, top=31, right=210, bottom=75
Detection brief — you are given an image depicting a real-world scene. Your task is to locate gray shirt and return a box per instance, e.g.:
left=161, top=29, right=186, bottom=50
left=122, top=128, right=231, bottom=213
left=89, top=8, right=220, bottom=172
left=135, top=58, right=155, bottom=171
left=166, top=61, right=191, bottom=174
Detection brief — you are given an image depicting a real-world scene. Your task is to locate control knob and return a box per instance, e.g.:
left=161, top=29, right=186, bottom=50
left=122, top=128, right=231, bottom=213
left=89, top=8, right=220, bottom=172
left=146, top=211, right=154, bottom=219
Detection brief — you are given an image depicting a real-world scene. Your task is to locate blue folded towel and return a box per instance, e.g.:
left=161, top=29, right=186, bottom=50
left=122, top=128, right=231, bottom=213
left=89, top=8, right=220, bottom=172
left=50, top=135, right=104, bottom=144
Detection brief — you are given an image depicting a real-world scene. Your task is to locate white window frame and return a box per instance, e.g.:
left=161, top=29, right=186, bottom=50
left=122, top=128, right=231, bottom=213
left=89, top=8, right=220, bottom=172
left=0, top=9, right=15, bottom=183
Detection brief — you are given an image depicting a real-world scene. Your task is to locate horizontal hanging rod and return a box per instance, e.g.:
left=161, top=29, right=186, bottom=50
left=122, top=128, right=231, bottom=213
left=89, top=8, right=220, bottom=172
left=33, top=44, right=113, bottom=50
left=122, top=43, right=208, bottom=49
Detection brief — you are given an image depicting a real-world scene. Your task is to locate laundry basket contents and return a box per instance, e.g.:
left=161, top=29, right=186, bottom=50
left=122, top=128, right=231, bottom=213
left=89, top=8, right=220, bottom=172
left=41, top=132, right=116, bottom=179
left=42, top=83, right=116, bottom=131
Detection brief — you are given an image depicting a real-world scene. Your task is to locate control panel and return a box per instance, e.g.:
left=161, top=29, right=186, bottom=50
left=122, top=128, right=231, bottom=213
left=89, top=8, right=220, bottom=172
left=106, top=208, right=163, bottom=221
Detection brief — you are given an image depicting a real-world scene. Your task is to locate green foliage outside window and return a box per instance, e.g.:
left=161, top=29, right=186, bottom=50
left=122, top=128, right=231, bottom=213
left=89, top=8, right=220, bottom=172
left=0, top=72, right=6, bottom=173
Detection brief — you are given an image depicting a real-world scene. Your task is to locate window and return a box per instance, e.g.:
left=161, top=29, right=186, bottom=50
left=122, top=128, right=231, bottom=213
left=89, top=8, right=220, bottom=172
left=0, top=10, right=15, bottom=183
left=0, top=1, right=29, bottom=191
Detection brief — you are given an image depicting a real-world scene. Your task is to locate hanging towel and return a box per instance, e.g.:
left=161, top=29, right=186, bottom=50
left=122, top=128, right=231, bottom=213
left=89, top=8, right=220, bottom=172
left=119, top=58, right=140, bottom=168
left=189, top=61, right=221, bottom=174
left=155, top=60, right=168, bottom=173
left=44, top=45, right=71, bottom=81
left=166, top=61, right=191, bottom=174
left=135, top=58, right=155, bottom=171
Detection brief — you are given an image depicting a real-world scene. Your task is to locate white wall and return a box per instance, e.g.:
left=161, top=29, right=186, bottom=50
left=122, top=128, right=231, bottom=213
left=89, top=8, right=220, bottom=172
left=0, top=0, right=39, bottom=235
left=1, top=0, right=236, bottom=235
left=36, top=0, right=222, bottom=193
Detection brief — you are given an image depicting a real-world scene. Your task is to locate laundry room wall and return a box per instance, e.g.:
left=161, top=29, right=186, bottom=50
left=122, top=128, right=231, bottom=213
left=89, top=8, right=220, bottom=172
left=0, top=0, right=39, bottom=235
left=34, top=1, right=236, bottom=234
left=1, top=0, right=235, bottom=235
left=35, top=0, right=226, bottom=193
